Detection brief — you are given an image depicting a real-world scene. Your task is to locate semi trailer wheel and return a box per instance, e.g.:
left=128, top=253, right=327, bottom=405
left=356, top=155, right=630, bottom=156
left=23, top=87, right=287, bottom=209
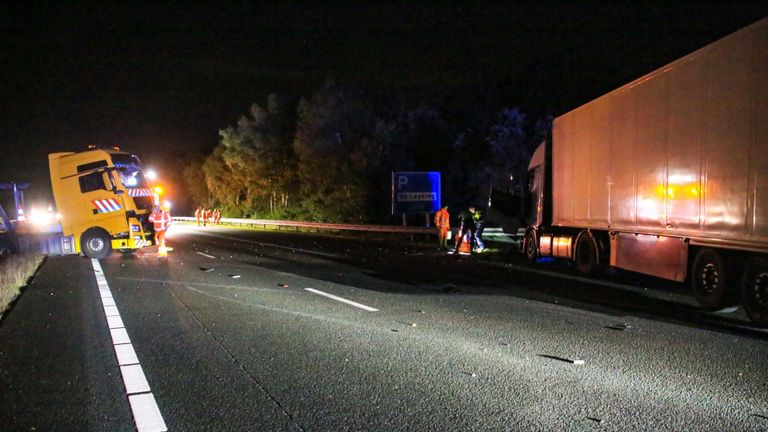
left=741, top=258, right=768, bottom=327
left=691, top=248, right=734, bottom=311
left=575, top=231, right=600, bottom=275
left=523, top=230, right=538, bottom=262
left=81, top=229, right=112, bottom=260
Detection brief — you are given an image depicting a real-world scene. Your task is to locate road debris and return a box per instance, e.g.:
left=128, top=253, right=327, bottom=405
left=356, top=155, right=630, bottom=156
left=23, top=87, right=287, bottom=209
left=278, top=283, right=289, bottom=287
left=605, top=323, right=632, bottom=331
left=538, top=354, right=586, bottom=365
left=229, top=274, right=241, bottom=279
left=586, top=416, right=602, bottom=423
left=752, top=414, right=768, bottom=421
left=200, top=267, right=214, bottom=272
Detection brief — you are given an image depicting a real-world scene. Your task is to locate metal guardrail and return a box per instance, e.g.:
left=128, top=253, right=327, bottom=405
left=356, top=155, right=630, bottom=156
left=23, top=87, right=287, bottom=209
left=172, top=216, right=436, bottom=235
left=172, top=217, right=522, bottom=246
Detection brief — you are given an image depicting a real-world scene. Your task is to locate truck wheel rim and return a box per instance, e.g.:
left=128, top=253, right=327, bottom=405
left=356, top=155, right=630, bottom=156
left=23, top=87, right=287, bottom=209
left=751, top=273, right=768, bottom=307
left=88, top=238, right=104, bottom=252
left=700, top=263, right=719, bottom=293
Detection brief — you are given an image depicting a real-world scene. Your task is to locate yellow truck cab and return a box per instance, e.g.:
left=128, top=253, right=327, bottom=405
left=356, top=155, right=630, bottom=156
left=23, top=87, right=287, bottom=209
left=48, top=148, right=155, bottom=259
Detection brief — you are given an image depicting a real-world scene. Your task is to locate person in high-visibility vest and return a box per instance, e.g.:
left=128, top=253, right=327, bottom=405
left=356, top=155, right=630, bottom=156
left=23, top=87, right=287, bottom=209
left=149, top=204, right=172, bottom=257
left=202, top=208, right=210, bottom=226
left=214, top=209, right=222, bottom=225
left=434, top=205, right=451, bottom=251
left=454, top=205, right=477, bottom=255
left=195, top=207, right=202, bottom=226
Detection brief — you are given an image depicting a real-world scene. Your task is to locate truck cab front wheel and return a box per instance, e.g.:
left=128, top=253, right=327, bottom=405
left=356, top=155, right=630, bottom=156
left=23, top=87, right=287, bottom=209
left=81, top=229, right=112, bottom=260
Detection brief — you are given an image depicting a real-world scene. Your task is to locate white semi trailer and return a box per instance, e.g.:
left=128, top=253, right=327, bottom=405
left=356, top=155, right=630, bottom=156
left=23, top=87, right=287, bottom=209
left=520, top=17, right=768, bottom=325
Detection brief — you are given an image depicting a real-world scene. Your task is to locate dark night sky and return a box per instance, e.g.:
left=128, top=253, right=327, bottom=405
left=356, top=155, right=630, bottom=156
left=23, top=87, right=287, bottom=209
left=1, top=2, right=766, bottom=204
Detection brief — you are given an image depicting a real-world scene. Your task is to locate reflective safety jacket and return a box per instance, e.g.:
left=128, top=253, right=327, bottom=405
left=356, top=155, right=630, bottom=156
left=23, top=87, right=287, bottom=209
left=434, top=208, right=450, bottom=230
left=149, top=209, right=172, bottom=232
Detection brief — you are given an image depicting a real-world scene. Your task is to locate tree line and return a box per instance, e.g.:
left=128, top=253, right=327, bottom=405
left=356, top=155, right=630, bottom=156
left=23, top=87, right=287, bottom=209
left=184, top=81, right=550, bottom=224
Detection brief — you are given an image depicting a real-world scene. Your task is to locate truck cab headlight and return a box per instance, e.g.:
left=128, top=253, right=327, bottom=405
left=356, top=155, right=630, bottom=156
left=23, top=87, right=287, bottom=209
left=131, top=224, right=141, bottom=232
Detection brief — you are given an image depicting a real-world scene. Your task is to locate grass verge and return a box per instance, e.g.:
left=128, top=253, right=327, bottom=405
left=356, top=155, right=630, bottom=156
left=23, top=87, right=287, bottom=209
left=0, top=253, right=45, bottom=318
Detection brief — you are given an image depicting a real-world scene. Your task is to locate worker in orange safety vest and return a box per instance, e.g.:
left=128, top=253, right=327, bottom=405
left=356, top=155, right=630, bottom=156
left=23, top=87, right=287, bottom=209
left=194, top=207, right=202, bottom=226
left=434, top=205, right=451, bottom=251
left=214, top=209, right=222, bottom=225
left=202, top=208, right=210, bottom=226
left=149, top=203, right=172, bottom=257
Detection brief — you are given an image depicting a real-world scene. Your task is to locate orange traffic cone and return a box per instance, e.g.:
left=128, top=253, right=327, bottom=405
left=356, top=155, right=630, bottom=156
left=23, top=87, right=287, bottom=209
left=458, top=232, right=472, bottom=255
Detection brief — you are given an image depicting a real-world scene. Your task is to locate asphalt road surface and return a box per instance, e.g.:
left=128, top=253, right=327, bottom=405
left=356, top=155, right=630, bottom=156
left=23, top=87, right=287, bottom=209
left=1, top=223, right=767, bottom=431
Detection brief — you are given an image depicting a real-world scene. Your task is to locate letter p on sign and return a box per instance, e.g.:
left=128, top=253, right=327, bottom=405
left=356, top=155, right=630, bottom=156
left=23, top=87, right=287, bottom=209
left=398, top=176, right=408, bottom=188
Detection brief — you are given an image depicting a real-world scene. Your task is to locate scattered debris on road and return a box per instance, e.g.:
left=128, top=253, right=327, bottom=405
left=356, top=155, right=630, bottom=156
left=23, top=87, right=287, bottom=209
left=229, top=274, right=241, bottom=279
left=200, top=267, right=214, bottom=272
left=605, top=323, right=632, bottom=331
left=278, top=283, right=289, bottom=287
left=538, top=354, right=586, bottom=365
left=586, top=416, right=602, bottom=423
left=752, top=414, right=768, bottom=421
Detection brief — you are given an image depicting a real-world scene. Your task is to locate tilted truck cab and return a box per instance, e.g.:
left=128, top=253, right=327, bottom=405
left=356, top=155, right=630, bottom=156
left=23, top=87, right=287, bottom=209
left=48, top=149, right=155, bottom=259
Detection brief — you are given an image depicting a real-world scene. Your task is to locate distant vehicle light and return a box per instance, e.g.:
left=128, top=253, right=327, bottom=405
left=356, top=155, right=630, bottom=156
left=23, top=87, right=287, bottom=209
left=145, top=169, right=157, bottom=181
left=163, top=201, right=172, bottom=209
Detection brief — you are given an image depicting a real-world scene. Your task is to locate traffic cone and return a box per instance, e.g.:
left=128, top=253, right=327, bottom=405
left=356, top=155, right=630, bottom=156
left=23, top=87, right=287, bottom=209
left=458, top=232, right=472, bottom=255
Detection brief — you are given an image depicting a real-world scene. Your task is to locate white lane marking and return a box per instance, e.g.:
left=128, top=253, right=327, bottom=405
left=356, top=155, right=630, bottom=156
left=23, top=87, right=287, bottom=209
left=129, top=393, right=167, bottom=432
left=110, top=328, right=131, bottom=345
left=195, top=251, right=216, bottom=259
left=91, top=259, right=167, bottom=432
left=121, top=364, right=151, bottom=394
left=197, top=231, right=345, bottom=259
left=304, top=288, right=379, bottom=312
left=114, top=343, right=140, bottom=366
left=107, top=315, right=125, bottom=329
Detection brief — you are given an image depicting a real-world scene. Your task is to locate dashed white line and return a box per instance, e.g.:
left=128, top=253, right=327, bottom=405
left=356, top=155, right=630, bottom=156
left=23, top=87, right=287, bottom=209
left=107, top=315, right=125, bottom=329
left=91, top=259, right=167, bottom=432
left=128, top=393, right=167, bottom=432
left=110, top=328, right=131, bottom=345
left=121, top=364, right=151, bottom=394
left=196, top=251, right=216, bottom=259
left=114, top=343, right=140, bottom=366
left=304, top=288, right=379, bottom=312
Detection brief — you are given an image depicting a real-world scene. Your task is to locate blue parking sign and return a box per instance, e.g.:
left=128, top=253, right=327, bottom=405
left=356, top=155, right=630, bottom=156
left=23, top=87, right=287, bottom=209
left=391, top=172, right=441, bottom=214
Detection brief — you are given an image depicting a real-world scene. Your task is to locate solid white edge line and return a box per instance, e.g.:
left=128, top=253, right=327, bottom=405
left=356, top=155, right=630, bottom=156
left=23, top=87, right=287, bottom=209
left=304, top=288, right=379, bottom=312
left=90, top=259, right=167, bottom=432
left=195, top=251, right=216, bottom=259
left=114, top=343, right=140, bottom=366
left=128, top=393, right=168, bottom=432
left=121, top=364, right=151, bottom=394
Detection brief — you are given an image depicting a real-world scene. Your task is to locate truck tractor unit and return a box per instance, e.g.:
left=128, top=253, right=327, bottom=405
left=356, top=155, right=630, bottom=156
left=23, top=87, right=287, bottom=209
left=45, top=148, right=156, bottom=259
